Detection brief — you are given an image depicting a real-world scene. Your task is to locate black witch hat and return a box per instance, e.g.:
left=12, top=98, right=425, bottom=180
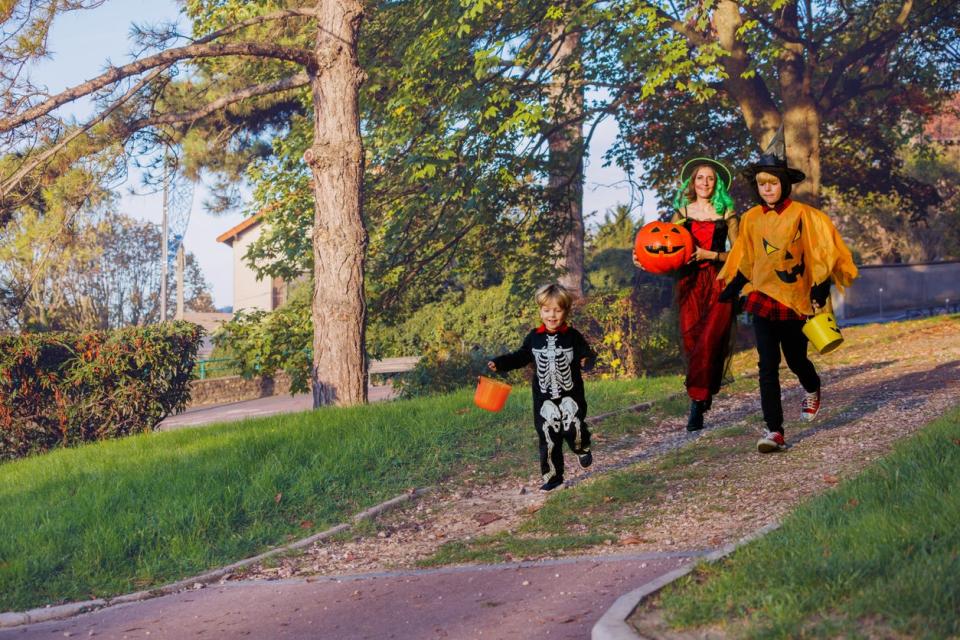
left=742, top=126, right=806, bottom=183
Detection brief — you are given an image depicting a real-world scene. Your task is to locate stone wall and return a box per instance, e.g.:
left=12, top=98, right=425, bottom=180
left=188, top=372, right=293, bottom=408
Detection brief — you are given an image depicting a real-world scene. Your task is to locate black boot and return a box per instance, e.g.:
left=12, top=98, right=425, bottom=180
left=686, top=400, right=706, bottom=432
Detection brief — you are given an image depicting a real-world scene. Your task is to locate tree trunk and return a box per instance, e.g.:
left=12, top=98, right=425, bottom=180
left=546, top=19, right=585, bottom=299
left=714, top=0, right=823, bottom=204
left=305, top=0, right=367, bottom=407
left=713, top=1, right=782, bottom=149
left=776, top=2, right=822, bottom=205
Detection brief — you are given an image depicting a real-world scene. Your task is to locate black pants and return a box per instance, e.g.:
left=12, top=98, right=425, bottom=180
left=752, top=315, right=820, bottom=434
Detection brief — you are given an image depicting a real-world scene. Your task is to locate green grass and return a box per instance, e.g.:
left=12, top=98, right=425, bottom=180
left=421, top=531, right=614, bottom=566
left=658, top=405, right=960, bottom=639
left=0, top=375, right=683, bottom=611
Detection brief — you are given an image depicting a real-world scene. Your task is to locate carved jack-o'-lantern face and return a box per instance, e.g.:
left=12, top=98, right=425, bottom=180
left=763, top=219, right=806, bottom=284
left=634, top=221, right=694, bottom=274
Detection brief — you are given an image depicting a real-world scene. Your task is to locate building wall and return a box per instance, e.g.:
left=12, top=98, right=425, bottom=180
left=231, top=225, right=274, bottom=312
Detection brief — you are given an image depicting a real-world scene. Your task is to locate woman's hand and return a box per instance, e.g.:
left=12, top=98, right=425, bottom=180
left=690, top=247, right=715, bottom=263
left=487, top=361, right=497, bottom=372
left=632, top=254, right=644, bottom=270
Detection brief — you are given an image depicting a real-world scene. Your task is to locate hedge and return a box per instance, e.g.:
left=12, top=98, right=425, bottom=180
left=0, top=321, right=203, bottom=461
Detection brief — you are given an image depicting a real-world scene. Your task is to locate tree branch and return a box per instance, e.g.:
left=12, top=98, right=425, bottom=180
left=127, top=72, right=311, bottom=130
left=0, top=64, right=172, bottom=202
left=0, top=41, right=313, bottom=133
left=818, top=0, right=914, bottom=111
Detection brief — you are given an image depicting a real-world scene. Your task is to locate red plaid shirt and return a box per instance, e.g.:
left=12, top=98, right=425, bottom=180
left=743, top=291, right=806, bottom=321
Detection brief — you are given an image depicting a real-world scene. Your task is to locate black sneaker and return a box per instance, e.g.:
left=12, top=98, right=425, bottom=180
left=577, top=451, right=593, bottom=468
left=686, top=400, right=706, bottom=432
left=539, top=477, right=564, bottom=492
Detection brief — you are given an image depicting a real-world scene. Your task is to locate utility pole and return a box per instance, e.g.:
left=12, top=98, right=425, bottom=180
left=175, top=244, right=185, bottom=320
left=160, top=160, right=169, bottom=323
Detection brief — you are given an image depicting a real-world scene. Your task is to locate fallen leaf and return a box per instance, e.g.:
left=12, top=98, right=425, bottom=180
left=822, top=474, right=839, bottom=485
left=526, top=503, right=543, bottom=514
left=619, top=535, right=642, bottom=545
left=454, top=408, right=470, bottom=415
left=300, top=520, right=314, bottom=529
left=274, top=492, right=283, bottom=504
left=845, top=498, right=859, bottom=509
left=603, top=496, right=615, bottom=503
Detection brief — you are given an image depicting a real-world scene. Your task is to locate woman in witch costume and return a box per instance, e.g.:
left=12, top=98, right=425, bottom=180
left=636, top=158, right=739, bottom=431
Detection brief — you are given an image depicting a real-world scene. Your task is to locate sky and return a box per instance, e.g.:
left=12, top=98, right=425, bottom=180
left=27, top=2, right=655, bottom=309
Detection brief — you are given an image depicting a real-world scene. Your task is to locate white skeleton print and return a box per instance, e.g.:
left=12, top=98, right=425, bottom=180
left=539, top=400, right=562, bottom=479
left=540, top=399, right=562, bottom=432
left=559, top=396, right=583, bottom=450
left=532, top=334, right=575, bottom=399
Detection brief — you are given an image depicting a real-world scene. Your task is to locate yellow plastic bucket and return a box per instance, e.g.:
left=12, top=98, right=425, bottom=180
left=474, top=376, right=512, bottom=412
left=803, top=312, right=843, bottom=354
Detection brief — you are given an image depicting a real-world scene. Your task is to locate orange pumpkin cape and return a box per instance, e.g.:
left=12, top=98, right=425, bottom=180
left=718, top=200, right=858, bottom=316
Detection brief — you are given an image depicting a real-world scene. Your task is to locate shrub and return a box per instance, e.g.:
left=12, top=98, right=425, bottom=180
left=388, top=283, right=682, bottom=397
left=211, top=283, right=313, bottom=393
left=0, top=321, right=203, bottom=461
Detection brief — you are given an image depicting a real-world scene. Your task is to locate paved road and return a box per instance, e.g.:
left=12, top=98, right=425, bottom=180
left=0, top=553, right=705, bottom=640
left=158, top=385, right=397, bottom=430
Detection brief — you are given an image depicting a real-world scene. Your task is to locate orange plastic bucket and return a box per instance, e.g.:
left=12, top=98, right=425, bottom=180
left=474, top=376, right=512, bottom=412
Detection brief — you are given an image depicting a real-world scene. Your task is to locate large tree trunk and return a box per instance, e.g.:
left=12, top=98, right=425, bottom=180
left=777, top=2, right=821, bottom=205
left=714, top=1, right=782, bottom=149
left=546, top=19, right=585, bottom=299
left=714, top=1, right=822, bottom=204
left=304, top=0, right=367, bottom=407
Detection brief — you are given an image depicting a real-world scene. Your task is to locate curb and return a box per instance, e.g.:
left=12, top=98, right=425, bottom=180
left=591, top=521, right=781, bottom=640
left=0, top=488, right=429, bottom=629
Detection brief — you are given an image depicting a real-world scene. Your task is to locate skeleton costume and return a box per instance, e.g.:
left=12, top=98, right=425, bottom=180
left=492, top=323, right=596, bottom=484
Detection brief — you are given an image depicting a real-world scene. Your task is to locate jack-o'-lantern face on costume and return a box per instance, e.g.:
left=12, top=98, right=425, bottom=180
left=763, top=219, right=805, bottom=285
left=633, top=221, right=694, bottom=274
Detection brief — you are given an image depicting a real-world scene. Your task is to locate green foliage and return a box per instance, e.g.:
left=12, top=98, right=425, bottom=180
left=586, top=205, right=640, bottom=291
left=211, top=281, right=312, bottom=393
left=0, top=205, right=216, bottom=331
left=0, top=321, right=203, bottom=460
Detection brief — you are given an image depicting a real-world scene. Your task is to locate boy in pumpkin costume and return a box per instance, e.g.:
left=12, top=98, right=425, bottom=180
left=718, top=154, right=857, bottom=453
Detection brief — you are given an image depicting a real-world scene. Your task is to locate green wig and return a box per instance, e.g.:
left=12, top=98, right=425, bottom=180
left=671, top=174, right=734, bottom=216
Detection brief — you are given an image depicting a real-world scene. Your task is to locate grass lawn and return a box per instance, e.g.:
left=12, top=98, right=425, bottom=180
left=656, top=405, right=960, bottom=639
left=0, top=374, right=680, bottom=612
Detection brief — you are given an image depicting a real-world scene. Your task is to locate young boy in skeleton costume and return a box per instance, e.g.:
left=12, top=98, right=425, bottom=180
left=488, top=284, right=596, bottom=492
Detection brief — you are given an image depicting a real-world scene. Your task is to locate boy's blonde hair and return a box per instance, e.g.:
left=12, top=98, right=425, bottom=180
left=535, top=283, right=573, bottom=312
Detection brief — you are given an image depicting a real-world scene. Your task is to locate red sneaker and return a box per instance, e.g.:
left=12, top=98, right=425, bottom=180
left=801, top=389, right=821, bottom=422
left=757, top=430, right=786, bottom=453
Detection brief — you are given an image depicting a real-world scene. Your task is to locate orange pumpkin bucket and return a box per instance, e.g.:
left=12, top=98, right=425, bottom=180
left=474, top=376, right=512, bottom=412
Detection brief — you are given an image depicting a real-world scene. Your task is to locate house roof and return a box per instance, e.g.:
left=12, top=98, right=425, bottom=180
left=216, top=212, right=263, bottom=246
